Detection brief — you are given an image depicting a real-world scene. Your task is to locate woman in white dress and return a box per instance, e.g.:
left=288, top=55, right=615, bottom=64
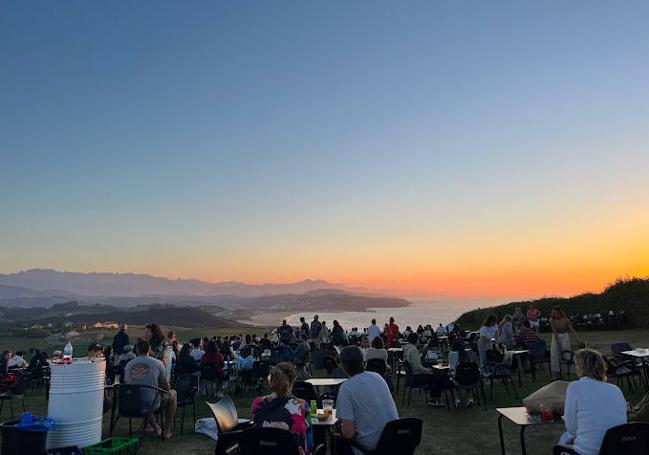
left=550, top=306, right=578, bottom=379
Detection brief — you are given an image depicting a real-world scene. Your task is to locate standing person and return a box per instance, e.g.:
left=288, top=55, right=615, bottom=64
left=386, top=317, right=400, bottom=348
left=435, top=323, right=447, bottom=335
left=478, top=314, right=498, bottom=367
left=299, top=317, right=310, bottom=339
left=558, top=349, right=627, bottom=455
left=332, top=320, right=348, bottom=348
left=124, top=339, right=177, bottom=439
left=310, top=315, right=322, bottom=347
left=320, top=321, right=331, bottom=345
left=526, top=303, right=542, bottom=333
left=367, top=319, right=381, bottom=342
left=497, top=315, right=514, bottom=350
left=278, top=320, right=294, bottom=345
left=511, top=307, right=526, bottom=334
left=336, top=346, right=399, bottom=454
left=145, top=323, right=169, bottom=368
left=112, top=324, right=130, bottom=357
left=550, top=307, right=579, bottom=379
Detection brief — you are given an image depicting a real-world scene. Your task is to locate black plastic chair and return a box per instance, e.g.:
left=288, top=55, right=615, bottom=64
left=452, top=361, right=485, bottom=408
left=525, top=339, right=551, bottom=381
left=207, top=395, right=253, bottom=455
left=350, top=418, right=423, bottom=455
left=559, top=350, right=575, bottom=379
left=483, top=361, right=518, bottom=400
left=174, top=374, right=198, bottom=434
left=201, top=364, right=223, bottom=397
left=552, top=445, right=580, bottom=455
left=0, top=373, right=28, bottom=418
left=599, top=422, right=649, bottom=454
left=109, top=384, right=168, bottom=440
left=238, top=427, right=301, bottom=455
left=401, top=362, right=432, bottom=407
left=292, top=381, right=320, bottom=406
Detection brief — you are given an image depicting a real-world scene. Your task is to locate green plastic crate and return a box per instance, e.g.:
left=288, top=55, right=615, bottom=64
left=83, top=437, right=138, bottom=455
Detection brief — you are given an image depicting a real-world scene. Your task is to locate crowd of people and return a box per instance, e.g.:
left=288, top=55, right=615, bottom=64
left=1, top=309, right=648, bottom=455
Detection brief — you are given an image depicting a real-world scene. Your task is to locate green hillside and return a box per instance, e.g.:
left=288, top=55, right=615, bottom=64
left=455, top=277, right=649, bottom=330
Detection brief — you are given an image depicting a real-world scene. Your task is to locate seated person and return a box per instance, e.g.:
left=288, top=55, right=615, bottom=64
left=201, top=341, right=224, bottom=375
left=8, top=351, right=27, bottom=369
left=558, top=348, right=627, bottom=455
left=364, top=336, right=388, bottom=363
left=235, top=347, right=254, bottom=371
left=124, top=339, right=177, bottom=439
left=190, top=338, right=205, bottom=362
left=516, top=321, right=541, bottom=347
left=251, top=362, right=310, bottom=455
left=0, top=351, right=16, bottom=385
left=87, top=343, right=104, bottom=360
left=337, top=346, right=398, bottom=455
left=176, top=344, right=200, bottom=375
left=117, top=344, right=137, bottom=365
left=403, top=332, right=455, bottom=406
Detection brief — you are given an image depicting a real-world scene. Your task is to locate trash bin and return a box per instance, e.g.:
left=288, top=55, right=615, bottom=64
left=0, top=419, right=48, bottom=455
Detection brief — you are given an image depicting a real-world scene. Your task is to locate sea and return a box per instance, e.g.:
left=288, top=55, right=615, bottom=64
left=279, top=296, right=504, bottom=330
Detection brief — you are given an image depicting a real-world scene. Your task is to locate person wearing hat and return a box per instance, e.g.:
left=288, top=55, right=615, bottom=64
left=112, top=323, right=130, bottom=357
left=117, top=344, right=137, bottom=365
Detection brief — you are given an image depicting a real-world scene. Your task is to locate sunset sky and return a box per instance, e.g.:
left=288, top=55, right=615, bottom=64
left=1, top=1, right=648, bottom=298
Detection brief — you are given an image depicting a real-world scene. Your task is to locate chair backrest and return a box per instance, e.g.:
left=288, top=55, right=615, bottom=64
left=453, top=362, right=481, bottom=386
left=201, top=363, right=222, bottom=381
left=174, top=374, right=198, bottom=403
left=10, top=373, right=29, bottom=396
left=599, top=422, right=649, bottom=455
left=292, top=381, right=318, bottom=403
left=526, top=339, right=548, bottom=361
left=322, top=356, right=338, bottom=376
left=238, top=427, right=300, bottom=455
left=372, top=418, right=423, bottom=455
left=115, top=384, right=160, bottom=417
left=610, top=343, right=632, bottom=358
left=252, top=360, right=270, bottom=378
left=365, top=359, right=388, bottom=377
left=207, top=395, right=239, bottom=433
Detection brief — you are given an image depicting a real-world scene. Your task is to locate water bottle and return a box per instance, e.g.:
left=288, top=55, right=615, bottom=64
left=63, top=341, right=73, bottom=363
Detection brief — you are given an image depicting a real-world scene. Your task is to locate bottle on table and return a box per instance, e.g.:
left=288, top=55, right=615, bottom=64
left=63, top=341, right=73, bottom=364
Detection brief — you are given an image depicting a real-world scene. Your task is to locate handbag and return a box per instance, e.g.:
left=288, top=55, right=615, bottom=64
left=523, top=380, right=569, bottom=414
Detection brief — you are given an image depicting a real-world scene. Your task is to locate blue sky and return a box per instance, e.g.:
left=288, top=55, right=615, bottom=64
left=1, top=1, right=648, bottom=296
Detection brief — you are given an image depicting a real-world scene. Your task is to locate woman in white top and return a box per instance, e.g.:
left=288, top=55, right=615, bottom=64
left=558, top=348, right=627, bottom=455
left=478, top=313, right=498, bottom=367
left=364, top=336, right=389, bottom=363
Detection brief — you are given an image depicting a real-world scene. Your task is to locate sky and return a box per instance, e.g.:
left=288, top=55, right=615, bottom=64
left=1, top=1, right=648, bottom=299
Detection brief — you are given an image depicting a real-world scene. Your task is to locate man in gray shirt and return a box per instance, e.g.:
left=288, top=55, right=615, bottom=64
left=337, top=346, right=399, bottom=454
left=124, top=339, right=177, bottom=439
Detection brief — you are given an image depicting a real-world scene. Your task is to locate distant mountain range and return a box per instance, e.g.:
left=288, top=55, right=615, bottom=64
left=0, top=270, right=409, bottom=314
left=0, top=269, right=355, bottom=298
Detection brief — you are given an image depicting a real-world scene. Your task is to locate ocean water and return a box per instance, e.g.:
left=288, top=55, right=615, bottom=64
left=283, top=297, right=498, bottom=330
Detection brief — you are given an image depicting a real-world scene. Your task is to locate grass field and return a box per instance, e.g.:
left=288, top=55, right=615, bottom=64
left=1, top=329, right=647, bottom=454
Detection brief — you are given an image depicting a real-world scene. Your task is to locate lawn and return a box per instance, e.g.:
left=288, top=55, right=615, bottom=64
left=1, top=329, right=647, bottom=454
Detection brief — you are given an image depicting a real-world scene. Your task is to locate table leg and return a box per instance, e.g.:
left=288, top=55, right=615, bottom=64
left=498, top=414, right=506, bottom=455
left=520, top=425, right=527, bottom=455
left=517, top=357, right=523, bottom=387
